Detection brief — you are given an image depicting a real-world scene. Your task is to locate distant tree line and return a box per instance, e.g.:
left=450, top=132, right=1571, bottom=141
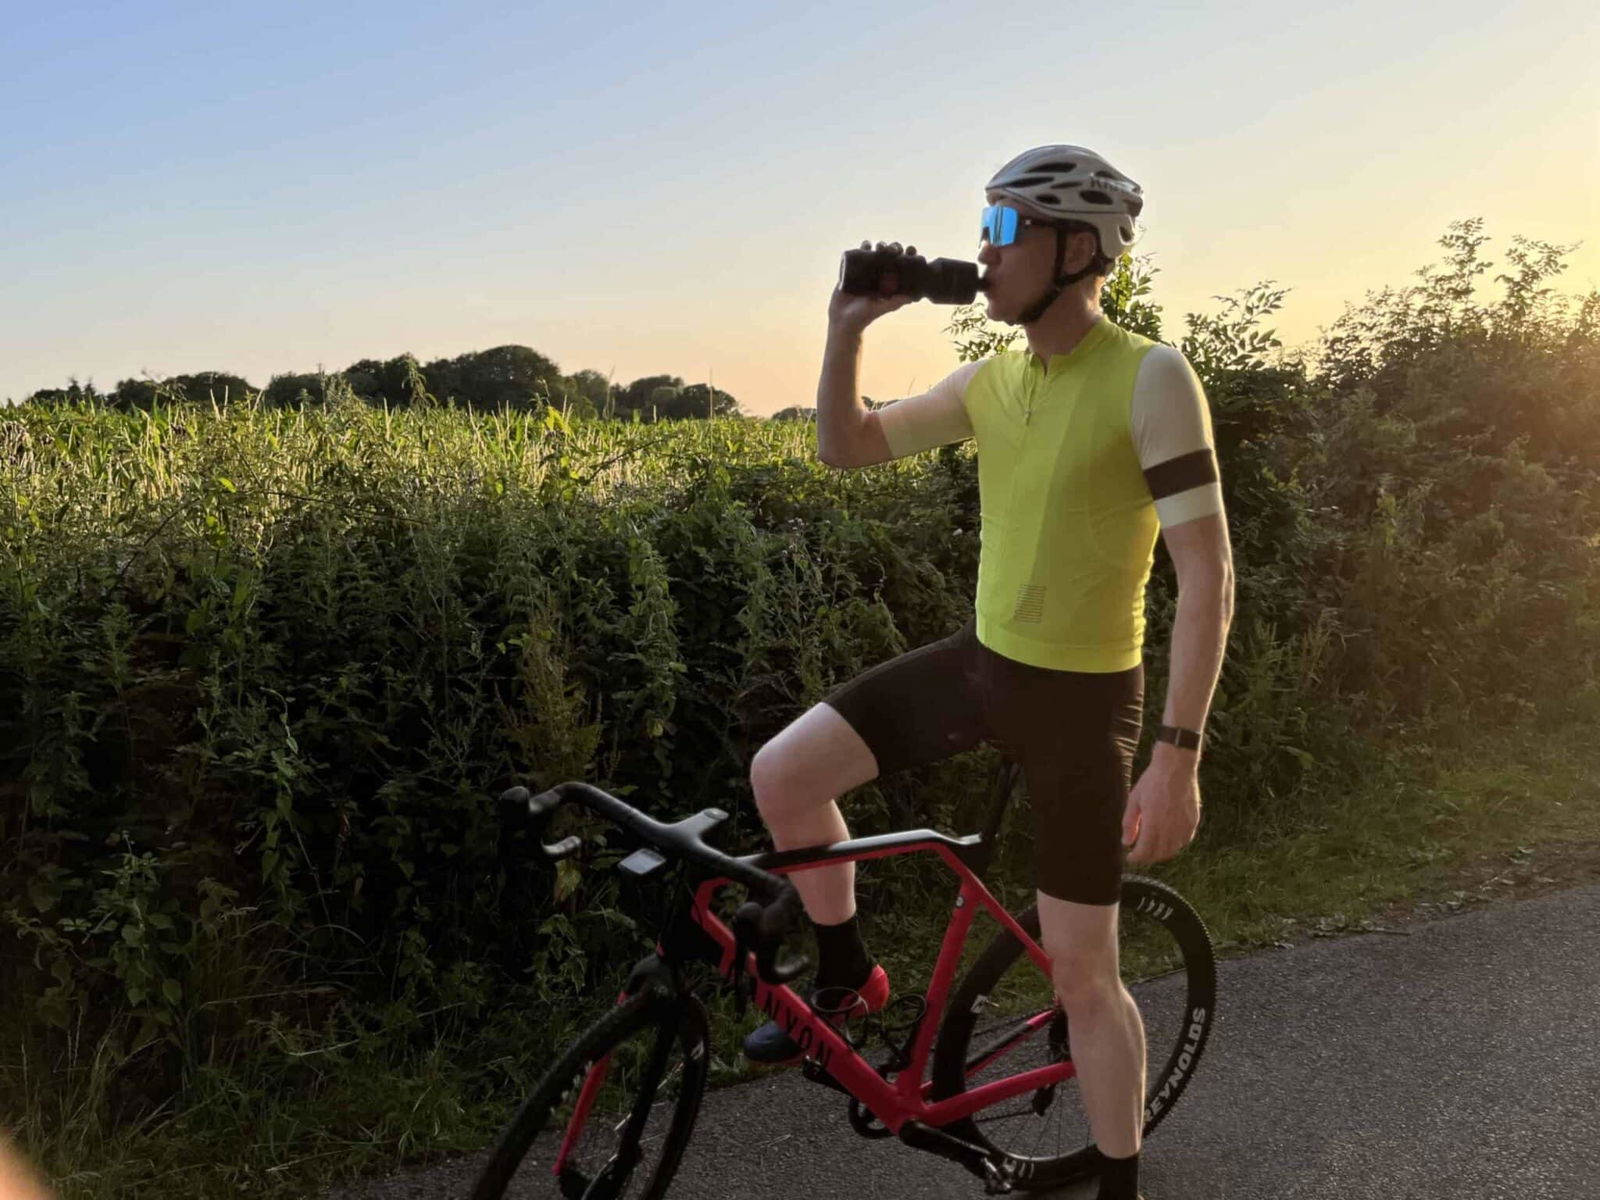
left=769, top=396, right=884, bottom=422
left=22, top=345, right=742, bottom=422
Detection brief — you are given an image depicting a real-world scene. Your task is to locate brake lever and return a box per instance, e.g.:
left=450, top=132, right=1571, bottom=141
left=736, top=896, right=810, bottom=986
left=541, top=835, right=583, bottom=860
left=501, top=785, right=586, bottom=860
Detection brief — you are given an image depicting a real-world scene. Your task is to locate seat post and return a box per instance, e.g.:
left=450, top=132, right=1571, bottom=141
left=969, top=759, right=1022, bottom=879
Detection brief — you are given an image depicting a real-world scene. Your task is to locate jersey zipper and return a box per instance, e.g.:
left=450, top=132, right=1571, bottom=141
left=1004, top=369, right=1039, bottom=606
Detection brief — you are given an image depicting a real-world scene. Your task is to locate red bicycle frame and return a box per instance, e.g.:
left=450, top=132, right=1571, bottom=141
left=690, top=831, right=1068, bottom=1133
left=507, top=771, right=1208, bottom=1196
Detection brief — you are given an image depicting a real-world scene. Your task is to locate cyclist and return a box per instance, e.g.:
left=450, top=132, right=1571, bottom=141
left=743, top=144, right=1233, bottom=1200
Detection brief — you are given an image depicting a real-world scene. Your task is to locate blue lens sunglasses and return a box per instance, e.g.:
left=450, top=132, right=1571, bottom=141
left=980, top=202, right=1049, bottom=247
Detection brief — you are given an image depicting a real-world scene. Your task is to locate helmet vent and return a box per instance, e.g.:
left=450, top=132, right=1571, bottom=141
left=1080, top=190, right=1112, bottom=206
left=1035, top=194, right=1061, bottom=205
left=1014, top=174, right=1056, bottom=186
left=1036, top=160, right=1078, bottom=173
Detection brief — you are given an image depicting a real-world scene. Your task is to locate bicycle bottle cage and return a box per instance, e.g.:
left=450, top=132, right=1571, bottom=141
left=876, top=993, right=929, bottom=1069
left=809, top=985, right=879, bottom=1051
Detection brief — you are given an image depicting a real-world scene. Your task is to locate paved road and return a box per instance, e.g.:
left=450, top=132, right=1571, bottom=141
left=333, top=883, right=1600, bottom=1199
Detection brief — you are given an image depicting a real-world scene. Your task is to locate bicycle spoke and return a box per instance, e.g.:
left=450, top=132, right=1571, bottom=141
left=973, top=1104, right=1040, bottom=1127
left=964, top=1014, right=1055, bottom=1082
left=926, top=883, right=1215, bottom=1189
left=476, top=997, right=709, bottom=1200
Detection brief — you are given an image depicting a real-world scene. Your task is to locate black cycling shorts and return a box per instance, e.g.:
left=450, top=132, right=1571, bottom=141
left=822, top=617, right=1143, bottom=906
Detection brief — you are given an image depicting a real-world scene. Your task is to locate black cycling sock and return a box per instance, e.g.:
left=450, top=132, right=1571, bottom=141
left=812, top=914, right=873, bottom=993
left=1094, top=1149, right=1139, bottom=1200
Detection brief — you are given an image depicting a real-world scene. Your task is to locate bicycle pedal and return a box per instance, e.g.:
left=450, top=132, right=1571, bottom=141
left=899, top=1121, right=1012, bottom=1192
left=972, top=1158, right=1011, bottom=1196
left=982, top=1161, right=1014, bottom=1195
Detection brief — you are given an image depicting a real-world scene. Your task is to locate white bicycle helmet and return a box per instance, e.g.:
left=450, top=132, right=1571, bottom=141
left=986, top=144, right=1144, bottom=262
left=984, top=144, right=1144, bottom=323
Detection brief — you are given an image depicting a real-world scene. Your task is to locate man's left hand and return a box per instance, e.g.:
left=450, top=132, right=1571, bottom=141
left=1123, top=748, right=1202, bottom=865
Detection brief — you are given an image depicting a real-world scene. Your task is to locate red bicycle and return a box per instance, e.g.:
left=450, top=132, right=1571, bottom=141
left=471, top=763, right=1215, bottom=1198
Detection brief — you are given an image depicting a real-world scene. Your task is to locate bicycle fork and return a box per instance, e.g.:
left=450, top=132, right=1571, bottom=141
left=554, top=958, right=685, bottom=1196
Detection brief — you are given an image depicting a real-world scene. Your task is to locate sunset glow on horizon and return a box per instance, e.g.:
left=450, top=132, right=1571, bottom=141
left=4, top=0, right=1596, bottom=413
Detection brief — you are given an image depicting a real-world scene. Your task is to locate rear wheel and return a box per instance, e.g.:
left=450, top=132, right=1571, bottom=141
left=929, top=876, right=1216, bottom=1190
left=470, top=989, right=710, bottom=1200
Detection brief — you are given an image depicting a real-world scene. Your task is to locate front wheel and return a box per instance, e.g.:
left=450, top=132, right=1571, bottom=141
left=929, top=875, right=1216, bottom=1190
left=470, top=989, right=711, bottom=1200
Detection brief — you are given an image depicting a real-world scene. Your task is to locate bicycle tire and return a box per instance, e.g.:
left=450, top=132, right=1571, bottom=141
left=470, top=988, right=710, bottom=1200
left=929, top=875, right=1216, bottom=1190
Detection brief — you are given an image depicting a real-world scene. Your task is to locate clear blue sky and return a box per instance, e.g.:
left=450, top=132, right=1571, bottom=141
left=4, top=0, right=1596, bottom=411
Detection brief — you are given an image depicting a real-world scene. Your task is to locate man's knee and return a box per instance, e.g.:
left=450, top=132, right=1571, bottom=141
left=1044, top=940, right=1119, bottom=993
left=1051, top=963, right=1125, bottom=1016
left=750, top=704, right=877, bottom=823
left=749, top=739, right=799, bottom=818
left=749, top=727, right=832, bottom=821
left=1038, top=894, right=1122, bottom=1006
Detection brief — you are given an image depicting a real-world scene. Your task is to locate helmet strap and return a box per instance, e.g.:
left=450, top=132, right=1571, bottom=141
left=1009, top=223, right=1101, bottom=326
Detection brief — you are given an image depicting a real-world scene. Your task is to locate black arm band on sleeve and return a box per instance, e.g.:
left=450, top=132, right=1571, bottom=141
left=1142, top=449, right=1219, bottom=500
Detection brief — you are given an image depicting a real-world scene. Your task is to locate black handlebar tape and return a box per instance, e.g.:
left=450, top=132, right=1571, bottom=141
left=500, top=785, right=560, bottom=819
left=501, top=780, right=810, bottom=980
left=502, top=786, right=584, bottom=859
left=525, top=787, right=563, bottom=819
left=515, top=781, right=792, bottom=898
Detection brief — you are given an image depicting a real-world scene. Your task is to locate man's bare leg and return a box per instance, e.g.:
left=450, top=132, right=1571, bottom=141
left=749, top=702, right=880, bottom=923
left=1037, top=890, right=1146, bottom=1162
left=741, top=703, right=888, bottom=1060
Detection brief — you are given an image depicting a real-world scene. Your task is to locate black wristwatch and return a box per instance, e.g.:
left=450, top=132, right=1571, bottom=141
left=1155, top=724, right=1204, bottom=752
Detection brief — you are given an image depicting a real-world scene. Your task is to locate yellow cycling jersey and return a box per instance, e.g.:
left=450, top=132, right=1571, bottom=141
left=876, top=316, right=1222, bottom=672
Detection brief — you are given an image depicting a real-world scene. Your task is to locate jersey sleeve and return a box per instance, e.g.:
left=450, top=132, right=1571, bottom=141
left=875, top=360, right=982, bottom=460
left=1130, top=345, right=1224, bottom=527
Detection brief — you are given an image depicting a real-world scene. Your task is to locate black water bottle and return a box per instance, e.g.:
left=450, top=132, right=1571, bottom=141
left=838, top=242, right=981, bottom=304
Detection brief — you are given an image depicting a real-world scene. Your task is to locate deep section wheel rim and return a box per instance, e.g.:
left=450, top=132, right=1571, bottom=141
left=928, top=877, right=1216, bottom=1190
left=471, top=991, right=709, bottom=1200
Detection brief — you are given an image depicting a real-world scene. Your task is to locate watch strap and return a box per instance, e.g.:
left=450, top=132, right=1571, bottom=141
left=1155, top=723, right=1204, bottom=751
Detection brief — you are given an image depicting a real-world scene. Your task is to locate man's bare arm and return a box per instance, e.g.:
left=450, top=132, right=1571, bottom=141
left=817, top=336, right=979, bottom=469
left=1124, top=344, right=1233, bottom=865
left=816, top=251, right=914, bottom=467
left=816, top=326, right=892, bottom=467
left=1123, top=512, right=1233, bottom=865
left=1158, top=513, right=1235, bottom=743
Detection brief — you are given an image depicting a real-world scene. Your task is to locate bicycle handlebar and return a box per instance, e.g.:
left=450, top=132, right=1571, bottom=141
left=504, top=781, right=808, bottom=986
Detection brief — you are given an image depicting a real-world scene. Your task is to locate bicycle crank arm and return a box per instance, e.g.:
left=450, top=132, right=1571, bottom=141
left=800, top=1057, right=850, bottom=1095
left=897, top=1121, right=1013, bottom=1194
